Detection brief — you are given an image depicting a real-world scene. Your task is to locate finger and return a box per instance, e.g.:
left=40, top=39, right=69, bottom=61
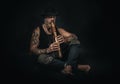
left=53, top=46, right=59, bottom=49
left=59, top=40, right=64, bottom=44
left=57, top=35, right=62, bottom=37
left=53, top=44, right=59, bottom=47
left=57, top=35, right=64, bottom=39
left=57, top=37, right=63, bottom=41
left=57, top=36, right=64, bottom=39
left=51, top=43, right=58, bottom=47
left=58, top=38, right=64, bottom=43
left=50, top=47, right=59, bottom=52
left=57, top=38, right=64, bottom=41
left=53, top=42, right=59, bottom=45
left=57, top=36, right=64, bottom=41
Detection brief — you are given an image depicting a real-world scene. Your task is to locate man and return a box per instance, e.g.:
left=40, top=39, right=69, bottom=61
left=29, top=9, right=90, bottom=75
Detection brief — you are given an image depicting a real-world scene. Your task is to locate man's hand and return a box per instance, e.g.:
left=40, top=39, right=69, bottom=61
left=47, top=42, right=60, bottom=53
left=56, top=35, right=65, bottom=44
left=47, top=35, right=65, bottom=53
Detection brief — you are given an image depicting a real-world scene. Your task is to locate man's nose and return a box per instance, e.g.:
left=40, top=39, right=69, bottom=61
left=51, top=18, right=54, bottom=20
left=51, top=18, right=55, bottom=22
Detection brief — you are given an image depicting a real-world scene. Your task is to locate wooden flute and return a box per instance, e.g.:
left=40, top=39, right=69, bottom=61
left=51, top=21, right=62, bottom=58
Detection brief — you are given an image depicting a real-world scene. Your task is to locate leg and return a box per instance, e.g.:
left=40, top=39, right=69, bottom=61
left=65, top=44, right=81, bottom=67
left=37, top=54, right=73, bottom=74
left=65, top=44, right=91, bottom=72
left=37, top=54, right=65, bottom=69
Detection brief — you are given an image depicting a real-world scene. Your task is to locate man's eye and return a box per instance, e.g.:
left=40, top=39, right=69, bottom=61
left=47, top=16, right=52, bottom=18
left=50, top=16, right=55, bottom=18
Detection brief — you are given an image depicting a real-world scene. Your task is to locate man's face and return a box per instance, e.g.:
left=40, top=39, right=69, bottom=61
left=44, top=16, right=56, bottom=25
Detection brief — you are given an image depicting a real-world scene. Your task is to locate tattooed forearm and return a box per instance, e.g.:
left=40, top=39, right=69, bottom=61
left=31, top=48, right=48, bottom=55
left=30, top=27, right=49, bottom=55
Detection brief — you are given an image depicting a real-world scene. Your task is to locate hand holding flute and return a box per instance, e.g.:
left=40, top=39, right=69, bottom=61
left=47, top=21, right=63, bottom=58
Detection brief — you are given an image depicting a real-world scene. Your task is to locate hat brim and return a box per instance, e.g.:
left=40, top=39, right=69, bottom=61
left=41, top=8, right=59, bottom=17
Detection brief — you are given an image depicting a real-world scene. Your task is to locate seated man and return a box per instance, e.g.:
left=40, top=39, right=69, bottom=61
left=29, top=8, right=91, bottom=75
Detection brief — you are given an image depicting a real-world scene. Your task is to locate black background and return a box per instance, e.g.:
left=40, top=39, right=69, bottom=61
left=2, top=0, right=113, bottom=83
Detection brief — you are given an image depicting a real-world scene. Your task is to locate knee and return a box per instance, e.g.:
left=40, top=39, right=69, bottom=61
left=68, top=44, right=80, bottom=53
left=69, top=44, right=80, bottom=49
left=37, top=54, right=54, bottom=64
left=69, top=39, right=80, bottom=45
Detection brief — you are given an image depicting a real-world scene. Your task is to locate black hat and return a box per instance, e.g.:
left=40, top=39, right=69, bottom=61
left=41, top=8, right=58, bottom=18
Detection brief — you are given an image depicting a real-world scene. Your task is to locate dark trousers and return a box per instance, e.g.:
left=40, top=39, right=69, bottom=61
left=49, top=44, right=81, bottom=69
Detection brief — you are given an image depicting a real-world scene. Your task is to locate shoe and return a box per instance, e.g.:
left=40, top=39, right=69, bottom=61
left=61, top=65, right=73, bottom=75
left=77, top=64, right=91, bottom=72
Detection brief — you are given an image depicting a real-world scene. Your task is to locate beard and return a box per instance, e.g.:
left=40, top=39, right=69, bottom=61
left=44, top=21, right=51, bottom=28
left=44, top=22, right=52, bottom=33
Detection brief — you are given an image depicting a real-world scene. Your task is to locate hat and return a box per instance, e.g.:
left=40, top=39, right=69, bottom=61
left=41, top=8, right=58, bottom=18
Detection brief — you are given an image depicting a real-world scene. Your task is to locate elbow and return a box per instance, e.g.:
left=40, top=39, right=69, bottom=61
left=30, top=46, right=35, bottom=53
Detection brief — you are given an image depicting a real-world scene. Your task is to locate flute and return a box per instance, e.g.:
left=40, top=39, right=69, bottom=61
left=51, top=21, right=62, bottom=58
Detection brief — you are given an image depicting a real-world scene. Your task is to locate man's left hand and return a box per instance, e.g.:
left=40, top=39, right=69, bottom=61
left=56, top=35, right=65, bottom=44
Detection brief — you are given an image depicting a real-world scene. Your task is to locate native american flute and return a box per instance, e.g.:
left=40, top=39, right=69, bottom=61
left=51, top=21, right=62, bottom=58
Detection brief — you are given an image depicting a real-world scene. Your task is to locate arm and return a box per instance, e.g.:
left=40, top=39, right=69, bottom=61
left=30, top=27, right=48, bottom=55
left=58, top=28, right=80, bottom=43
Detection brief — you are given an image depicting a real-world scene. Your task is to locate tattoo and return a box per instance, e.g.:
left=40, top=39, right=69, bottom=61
left=31, top=31, right=39, bottom=45
left=31, top=48, right=48, bottom=55
left=38, top=49, right=47, bottom=54
left=30, top=28, right=48, bottom=55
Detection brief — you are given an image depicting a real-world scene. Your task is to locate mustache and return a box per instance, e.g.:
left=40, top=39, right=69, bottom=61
left=51, top=20, right=55, bottom=23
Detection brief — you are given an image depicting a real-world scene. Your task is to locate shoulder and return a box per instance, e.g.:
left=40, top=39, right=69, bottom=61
left=32, top=26, right=41, bottom=34
left=34, top=26, right=40, bottom=32
left=31, top=26, right=41, bottom=37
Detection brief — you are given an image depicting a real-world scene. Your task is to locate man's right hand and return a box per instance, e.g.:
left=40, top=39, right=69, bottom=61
left=47, top=42, right=59, bottom=53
